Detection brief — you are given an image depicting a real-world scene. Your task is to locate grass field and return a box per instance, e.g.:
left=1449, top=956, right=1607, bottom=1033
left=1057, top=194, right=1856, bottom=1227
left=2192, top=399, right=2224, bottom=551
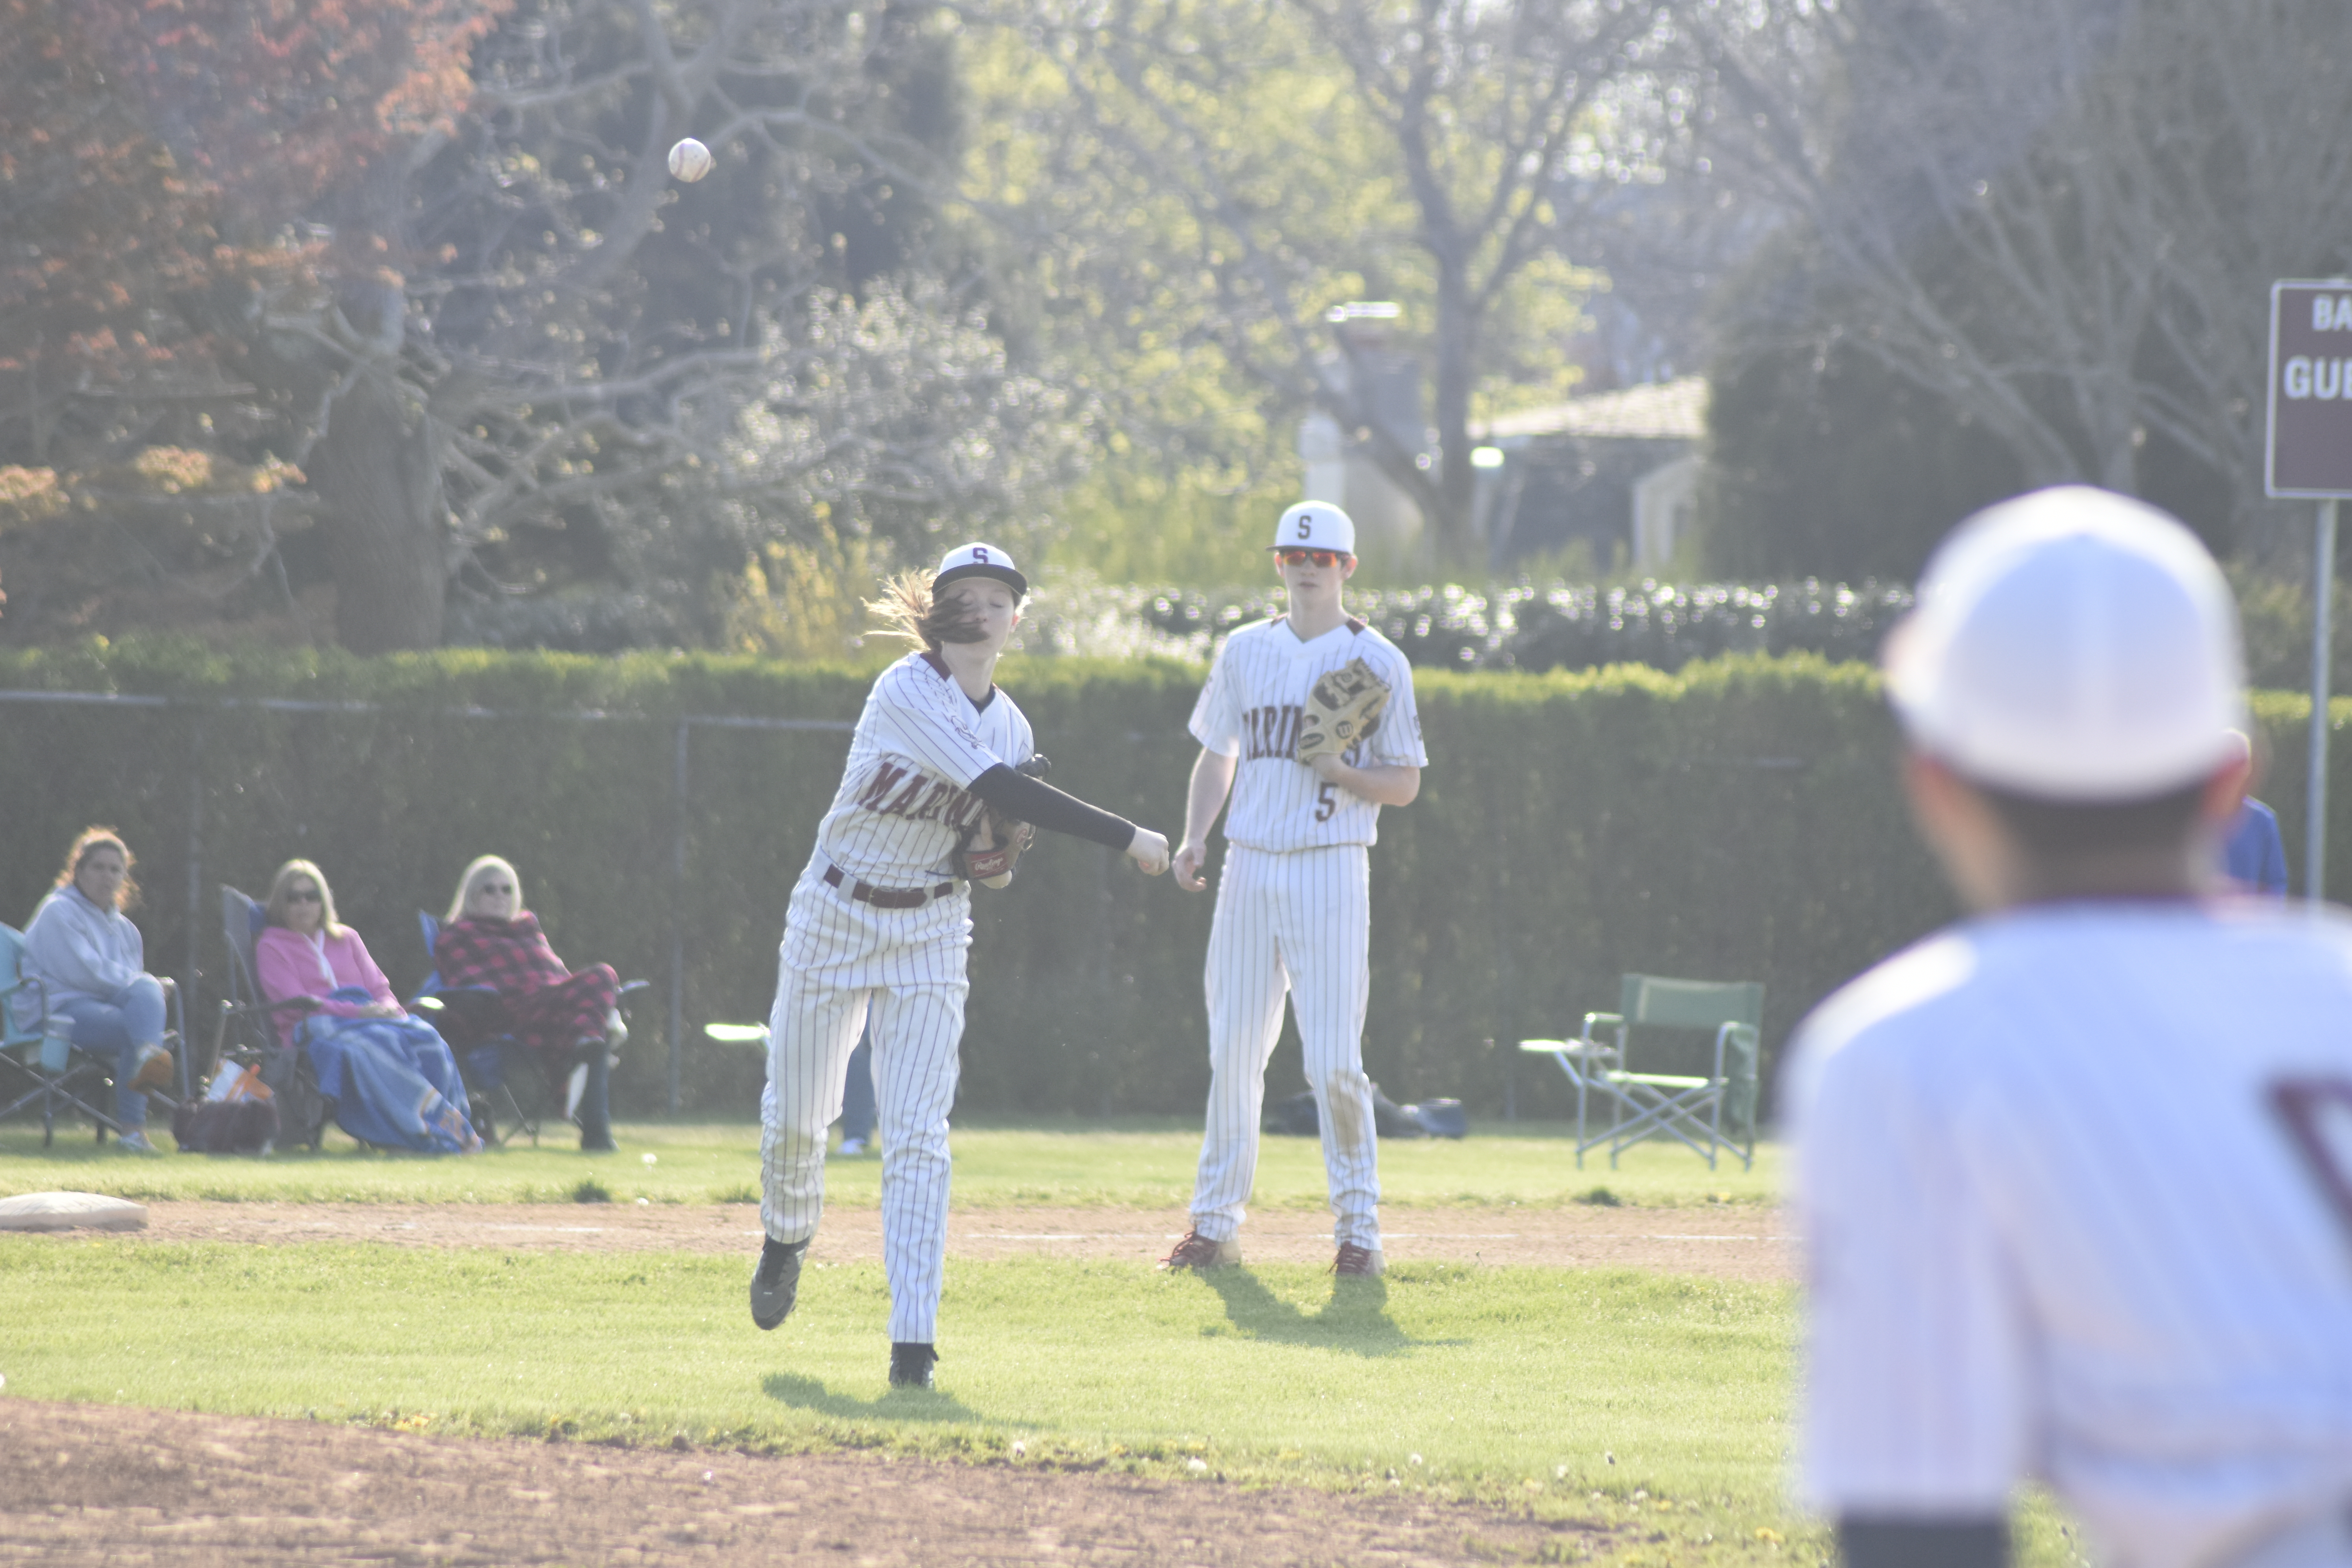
left=0, top=1117, right=1783, bottom=1209
left=0, top=1120, right=2089, bottom=1565
left=5, top=1238, right=1815, bottom=1559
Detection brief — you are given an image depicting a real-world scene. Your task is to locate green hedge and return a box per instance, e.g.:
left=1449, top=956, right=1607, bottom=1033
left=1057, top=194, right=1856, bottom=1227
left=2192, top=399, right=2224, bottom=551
left=0, top=640, right=2337, bottom=1122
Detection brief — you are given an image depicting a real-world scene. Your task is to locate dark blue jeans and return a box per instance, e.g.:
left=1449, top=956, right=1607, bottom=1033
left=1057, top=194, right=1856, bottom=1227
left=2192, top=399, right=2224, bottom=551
left=54, top=976, right=166, bottom=1128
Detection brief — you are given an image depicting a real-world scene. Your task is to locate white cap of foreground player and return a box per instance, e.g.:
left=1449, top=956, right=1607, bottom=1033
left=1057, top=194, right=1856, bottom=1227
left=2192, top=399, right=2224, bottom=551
left=1270, top=501, right=1356, bottom=557
left=932, top=543, right=1028, bottom=600
left=1885, top=485, right=2247, bottom=800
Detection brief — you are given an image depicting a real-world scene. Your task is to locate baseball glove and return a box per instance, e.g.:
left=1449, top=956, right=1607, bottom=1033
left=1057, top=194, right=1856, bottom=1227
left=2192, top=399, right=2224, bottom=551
left=1294, top=658, right=1390, bottom=764
left=957, top=754, right=1051, bottom=888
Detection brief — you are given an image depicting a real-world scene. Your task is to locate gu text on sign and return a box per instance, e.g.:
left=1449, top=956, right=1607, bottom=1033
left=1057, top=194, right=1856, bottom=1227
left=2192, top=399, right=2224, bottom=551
left=2268, top=281, right=2352, bottom=497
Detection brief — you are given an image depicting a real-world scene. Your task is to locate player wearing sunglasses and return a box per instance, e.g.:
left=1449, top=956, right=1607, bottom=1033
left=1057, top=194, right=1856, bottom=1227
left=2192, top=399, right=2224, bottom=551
left=1163, top=501, right=1428, bottom=1276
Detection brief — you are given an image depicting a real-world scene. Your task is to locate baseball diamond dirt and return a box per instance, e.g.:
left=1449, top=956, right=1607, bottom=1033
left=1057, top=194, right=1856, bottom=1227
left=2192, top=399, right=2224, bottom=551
left=2, top=1201, right=1789, bottom=1564
left=114, top=1199, right=1795, bottom=1280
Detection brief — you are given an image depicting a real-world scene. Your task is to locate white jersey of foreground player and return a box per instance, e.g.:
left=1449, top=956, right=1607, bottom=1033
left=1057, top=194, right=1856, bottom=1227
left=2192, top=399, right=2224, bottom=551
left=1189, top=616, right=1427, bottom=846
left=1784, top=899, right=2352, bottom=1568
left=813, top=650, right=1034, bottom=884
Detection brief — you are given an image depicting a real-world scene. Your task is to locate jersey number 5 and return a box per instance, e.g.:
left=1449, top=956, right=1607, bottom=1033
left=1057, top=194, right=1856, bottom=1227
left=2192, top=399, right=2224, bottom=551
left=1315, top=782, right=1338, bottom=821
left=2270, top=1076, right=2352, bottom=1249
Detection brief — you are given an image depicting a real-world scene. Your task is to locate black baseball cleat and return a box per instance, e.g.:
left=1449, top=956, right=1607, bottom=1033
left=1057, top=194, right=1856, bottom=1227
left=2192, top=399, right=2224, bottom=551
left=888, top=1341, right=938, bottom=1389
left=750, top=1238, right=809, bottom=1330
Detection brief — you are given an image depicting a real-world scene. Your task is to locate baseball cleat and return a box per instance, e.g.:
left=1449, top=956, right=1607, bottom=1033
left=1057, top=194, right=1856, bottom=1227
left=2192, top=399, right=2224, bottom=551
left=750, top=1237, right=809, bottom=1330
left=1159, top=1230, right=1242, bottom=1270
left=888, top=1342, right=938, bottom=1389
left=1332, top=1243, right=1384, bottom=1277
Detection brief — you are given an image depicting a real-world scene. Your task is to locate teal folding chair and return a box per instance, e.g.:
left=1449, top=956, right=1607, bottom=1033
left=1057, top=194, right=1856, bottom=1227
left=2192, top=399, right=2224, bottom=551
left=1521, top=974, right=1763, bottom=1171
left=0, top=922, right=129, bottom=1145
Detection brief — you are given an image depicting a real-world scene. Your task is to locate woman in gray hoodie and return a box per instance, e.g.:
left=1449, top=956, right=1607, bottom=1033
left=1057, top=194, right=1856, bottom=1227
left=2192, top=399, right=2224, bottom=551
left=24, top=828, right=176, bottom=1152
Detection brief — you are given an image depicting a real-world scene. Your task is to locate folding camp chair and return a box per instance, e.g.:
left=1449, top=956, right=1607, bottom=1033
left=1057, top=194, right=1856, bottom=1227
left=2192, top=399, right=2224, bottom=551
left=209, top=887, right=333, bottom=1150
left=412, top=912, right=649, bottom=1147
left=0, top=922, right=185, bottom=1146
left=1520, top=974, right=1763, bottom=1171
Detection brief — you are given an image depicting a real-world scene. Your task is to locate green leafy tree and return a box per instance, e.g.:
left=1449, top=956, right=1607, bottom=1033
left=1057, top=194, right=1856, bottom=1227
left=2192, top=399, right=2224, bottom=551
left=963, top=0, right=1680, bottom=567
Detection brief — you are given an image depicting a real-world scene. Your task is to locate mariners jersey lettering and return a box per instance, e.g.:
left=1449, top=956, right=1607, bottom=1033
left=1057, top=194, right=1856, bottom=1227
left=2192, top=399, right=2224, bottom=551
left=810, top=653, right=1034, bottom=884
left=1190, top=618, right=1426, bottom=851
left=1783, top=903, right=2352, bottom=1568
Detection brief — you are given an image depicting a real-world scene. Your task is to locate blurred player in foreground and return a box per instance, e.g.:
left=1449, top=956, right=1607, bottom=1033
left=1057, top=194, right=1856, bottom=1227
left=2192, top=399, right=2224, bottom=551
left=1161, top=501, right=1426, bottom=1276
left=1783, top=487, right=2352, bottom=1568
left=751, top=544, right=1171, bottom=1389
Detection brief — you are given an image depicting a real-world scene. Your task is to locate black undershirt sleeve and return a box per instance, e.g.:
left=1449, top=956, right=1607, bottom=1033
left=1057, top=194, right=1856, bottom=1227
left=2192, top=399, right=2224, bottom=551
left=1838, top=1518, right=2009, bottom=1568
left=969, top=764, right=1138, bottom=852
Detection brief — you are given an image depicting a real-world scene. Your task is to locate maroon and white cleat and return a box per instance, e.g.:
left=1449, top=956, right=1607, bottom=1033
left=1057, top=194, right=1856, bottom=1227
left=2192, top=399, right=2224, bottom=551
left=1159, top=1230, right=1243, bottom=1270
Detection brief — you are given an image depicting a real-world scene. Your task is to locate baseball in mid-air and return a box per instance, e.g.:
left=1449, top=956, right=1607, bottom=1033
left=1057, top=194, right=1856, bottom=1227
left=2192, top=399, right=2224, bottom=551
left=668, top=138, right=714, bottom=182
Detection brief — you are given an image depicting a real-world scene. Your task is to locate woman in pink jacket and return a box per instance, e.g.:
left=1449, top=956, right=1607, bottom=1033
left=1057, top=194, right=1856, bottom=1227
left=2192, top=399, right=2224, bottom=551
left=256, top=860, right=478, bottom=1153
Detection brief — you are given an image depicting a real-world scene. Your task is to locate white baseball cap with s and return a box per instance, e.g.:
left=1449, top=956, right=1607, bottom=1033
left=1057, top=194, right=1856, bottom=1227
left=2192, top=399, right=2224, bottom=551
left=1271, top=501, right=1357, bottom=557
left=932, top=542, right=1028, bottom=599
left=1884, top=485, right=2247, bottom=801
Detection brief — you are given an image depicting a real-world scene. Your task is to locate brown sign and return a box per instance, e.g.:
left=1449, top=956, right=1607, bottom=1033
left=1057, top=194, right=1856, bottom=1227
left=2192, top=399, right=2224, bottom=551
left=2269, top=280, right=2352, bottom=497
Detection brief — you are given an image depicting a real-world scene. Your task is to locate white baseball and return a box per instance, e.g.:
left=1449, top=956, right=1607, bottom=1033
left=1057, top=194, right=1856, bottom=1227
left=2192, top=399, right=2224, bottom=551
left=668, top=138, right=714, bottom=182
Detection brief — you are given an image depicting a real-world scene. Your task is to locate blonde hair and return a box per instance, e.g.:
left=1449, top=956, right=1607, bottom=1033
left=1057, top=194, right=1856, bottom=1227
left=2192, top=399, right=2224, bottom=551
left=864, top=569, right=1019, bottom=651
left=265, top=858, right=345, bottom=938
left=447, top=855, right=524, bottom=923
left=55, top=826, right=139, bottom=911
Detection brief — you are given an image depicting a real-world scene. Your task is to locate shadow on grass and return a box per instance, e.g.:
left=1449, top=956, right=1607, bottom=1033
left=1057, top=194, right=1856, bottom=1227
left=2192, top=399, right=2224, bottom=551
left=760, top=1372, right=1007, bottom=1426
left=1194, top=1270, right=1446, bottom=1357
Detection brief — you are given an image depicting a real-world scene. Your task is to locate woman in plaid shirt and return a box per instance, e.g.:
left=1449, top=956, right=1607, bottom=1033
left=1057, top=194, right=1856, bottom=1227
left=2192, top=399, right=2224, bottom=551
left=434, top=855, right=623, bottom=1151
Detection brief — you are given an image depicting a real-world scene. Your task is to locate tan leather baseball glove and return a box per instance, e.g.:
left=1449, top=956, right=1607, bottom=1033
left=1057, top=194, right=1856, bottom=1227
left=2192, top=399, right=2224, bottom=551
left=956, top=754, right=1050, bottom=888
left=1295, top=658, right=1390, bottom=764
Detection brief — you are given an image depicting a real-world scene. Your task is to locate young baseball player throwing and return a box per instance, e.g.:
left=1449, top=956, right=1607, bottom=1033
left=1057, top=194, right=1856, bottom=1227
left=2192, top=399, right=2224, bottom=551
left=752, top=544, right=1172, bottom=1388
left=1161, top=501, right=1426, bottom=1277
left=1785, top=488, right=2352, bottom=1568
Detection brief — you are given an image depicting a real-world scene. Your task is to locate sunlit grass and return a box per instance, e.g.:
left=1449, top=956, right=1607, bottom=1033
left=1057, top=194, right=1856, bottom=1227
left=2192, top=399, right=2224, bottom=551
left=4, top=1238, right=1811, bottom=1563
left=0, top=1118, right=1786, bottom=1210
left=0, top=1238, right=2089, bottom=1566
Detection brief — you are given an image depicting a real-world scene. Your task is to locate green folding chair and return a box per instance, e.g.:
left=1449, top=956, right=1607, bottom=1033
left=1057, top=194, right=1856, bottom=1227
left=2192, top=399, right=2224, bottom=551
left=1521, top=974, right=1763, bottom=1170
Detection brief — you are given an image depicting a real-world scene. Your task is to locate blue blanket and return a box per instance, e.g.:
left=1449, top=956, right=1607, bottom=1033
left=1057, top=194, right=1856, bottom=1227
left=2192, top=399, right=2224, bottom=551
left=301, top=1006, right=481, bottom=1155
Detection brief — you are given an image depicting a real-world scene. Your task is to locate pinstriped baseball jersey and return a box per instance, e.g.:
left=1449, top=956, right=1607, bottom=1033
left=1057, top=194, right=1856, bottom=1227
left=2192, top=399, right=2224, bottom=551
left=1190, top=617, right=1426, bottom=851
left=815, top=652, right=1035, bottom=884
left=1784, top=902, right=2352, bottom=1568
left=760, top=649, right=1033, bottom=1348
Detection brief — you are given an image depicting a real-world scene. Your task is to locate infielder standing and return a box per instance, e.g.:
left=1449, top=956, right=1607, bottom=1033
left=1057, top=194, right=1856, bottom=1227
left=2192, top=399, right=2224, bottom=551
left=753, top=544, right=1171, bottom=1388
left=1784, top=488, right=2352, bottom=1568
left=1162, top=501, right=1425, bottom=1276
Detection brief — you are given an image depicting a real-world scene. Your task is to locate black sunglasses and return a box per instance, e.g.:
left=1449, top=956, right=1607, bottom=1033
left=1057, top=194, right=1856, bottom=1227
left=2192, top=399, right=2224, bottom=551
left=286, top=889, right=322, bottom=904
left=1276, top=548, right=1347, bottom=567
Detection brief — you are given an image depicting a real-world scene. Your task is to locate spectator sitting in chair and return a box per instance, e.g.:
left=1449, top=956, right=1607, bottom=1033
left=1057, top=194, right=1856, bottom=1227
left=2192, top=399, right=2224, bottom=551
left=256, top=859, right=479, bottom=1155
left=22, top=827, right=176, bottom=1153
left=433, top=855, right=623, bottom=1152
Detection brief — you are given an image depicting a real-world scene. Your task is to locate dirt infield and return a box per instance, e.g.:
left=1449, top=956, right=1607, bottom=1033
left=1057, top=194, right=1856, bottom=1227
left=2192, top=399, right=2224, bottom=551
left=1, top=1399, right=1610, bottom=1566
left=120, top=1199, right=1796, bottom=1281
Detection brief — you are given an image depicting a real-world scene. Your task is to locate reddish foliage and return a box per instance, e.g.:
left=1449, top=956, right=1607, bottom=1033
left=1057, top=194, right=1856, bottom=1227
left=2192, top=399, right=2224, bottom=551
left=75, top=0, right=511, bottom=222
left=0, top=0, right=220, bottom=416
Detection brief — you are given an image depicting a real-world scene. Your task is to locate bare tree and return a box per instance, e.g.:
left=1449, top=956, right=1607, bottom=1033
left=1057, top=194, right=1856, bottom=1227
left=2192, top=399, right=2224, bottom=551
left=1693, top=0, right=2352, bottom=531
left=10, top=0, right=1068, bottom=651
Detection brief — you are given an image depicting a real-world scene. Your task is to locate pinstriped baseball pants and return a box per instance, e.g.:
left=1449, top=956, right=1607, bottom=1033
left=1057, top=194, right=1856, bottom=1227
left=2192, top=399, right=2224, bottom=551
left=761, top=869, right=969, bottom=1345
left=1189, top=842, right=1381, bottom=1250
